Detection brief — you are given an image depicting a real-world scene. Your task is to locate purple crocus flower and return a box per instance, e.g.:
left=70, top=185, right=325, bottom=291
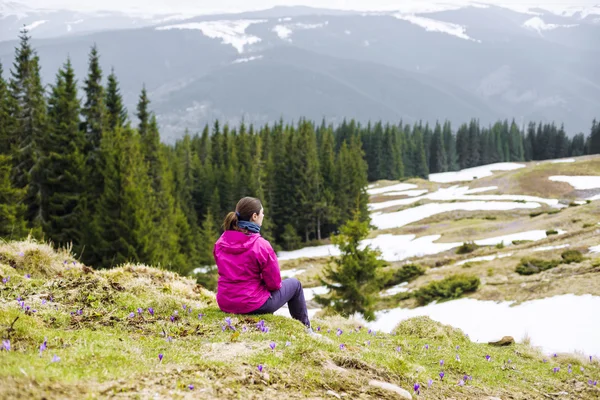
left=170, top=316, right=175, bottom=323
left=339, top=344, right=346, bottom=350
left=456, top=354, right=461, bottom=362
left=25, top=274, right=31, bottom=279
left=366, top=340, right=371, bottom=346
left=148, top=308, right=154, bottom=316
left=2, top=340, right=10, bottom=351
left=425, top=344, right=430, bottom=350
left=39, top=339, right=47, bottom=354
left=458, top=379, right=465, bottom=387
left=242, top=327, right=248, bottom=333
left=508, top=359, right=512, bottom=364
left=456, top=345, right=460, bottom=350
left=225, top=317, right=232, bottom=325
left=129, top=312, right=135, bottom=318
left=198, top=313, right=204, bottom=319
left=396, top=346, right=401, bottom=352
left=368, top=329, right=372, bottom=334
left=188, top=307, right=192, bottom=314
left=413, top=383, right=420, bottom=395
left=580, top=367, right=585, bottom=372
left=51, top=355, right=60, bottom=363
left=167, top=336, right=172, bottom=343
left=42, top=300, right=46, bottom=305
left=590, top=356, right=593, bottom=362
left=285, top=341, right=291, bottom=347
left=188, top=385, right=194, bottom=390
left=327, top=329, right=331, bottom=334
left=463, top=375, right=472, bottom=382
left=269, top=342, right=276, bottom=350
left=543, top=359, right=548, bottom=363
left=316, top=326, right=321, bottom=331
left=262, top=327, right=269, bottom=333
left=182, top=305, right=187, bottom=310
left=553, top=353, right=557, bottom=358
left=158, top=353, right=163, bottom=362
left=77, top=309, right=83, bottom=316
left=336, top=329, right=343, bottom=336
left=2, top=277, right=9, bottom=284
left=221, top=326, right=226, bottom=332
left=485, top=355, right=491, bottom=361
left=440, top=360, right=444, bottom=367
left=18, top=252, right=24, bottom=256
left=553, top=367, right=560, bottom=373
left=439, top=372, right=445, bottom=380
left=137, top=308, right=143, bottom=315
left=258, top=364, right=263, bottom=372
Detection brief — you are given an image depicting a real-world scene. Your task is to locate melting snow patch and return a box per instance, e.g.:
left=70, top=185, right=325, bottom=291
left=371, top=201, right=541, bottom=230
left=272, top=21, right=328, bottom=42
left=533, top=244, right=570, bottom=252
left=392, top=13, right=479, bottom=42
left=232, top=55, right=263, bottom=64
left=368, top=183, right=418, bottom=195
left=303, top=286, right=329, bottom=301
left=551, top=158, right=575, bottom=164
left=549, top=176, right=600, bottom=190
left=523, top=17, right=578, bottom=35
left=280, top=268, right=306, bottom=278
left=382, top=282, right=409, bottom=297
left=455, top=253, right=513, bottom=266
left=157, top=20, right=267, bottom=53
left=590, top=245, right=600, bottom=254
left=429, top=163, right=526, bottom=183
left=24, top=20, right=48, bottom=31
left=363, top=295, right=600, bottom=357
left=474, top=230, right=565, bottom=246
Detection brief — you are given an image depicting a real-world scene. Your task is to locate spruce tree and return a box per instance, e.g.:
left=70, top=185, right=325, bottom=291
left=195, top=209, right=219, bottom=290
left=9, top=29, right=48, bottom=232
left=105, top=68, right=127, bottom=131
left=81, top=45, right=105, bottom=153
left=429, top=122, right=447, bottom=173
left=314, top=211, right=387, bottom=321
left=589, top=119, right=600, bottom=155
left=44, top=59, right=86, bottom=248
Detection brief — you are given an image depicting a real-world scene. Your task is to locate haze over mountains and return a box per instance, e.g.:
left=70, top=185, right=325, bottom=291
left=1, top=0, right=599, bottom=143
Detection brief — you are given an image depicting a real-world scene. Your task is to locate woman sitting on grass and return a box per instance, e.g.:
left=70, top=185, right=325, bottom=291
left=213, top=196, right=315, bottom=331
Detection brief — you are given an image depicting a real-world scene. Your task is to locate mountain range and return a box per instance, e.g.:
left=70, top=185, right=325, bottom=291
left=0, top=1, right=599, bottom=143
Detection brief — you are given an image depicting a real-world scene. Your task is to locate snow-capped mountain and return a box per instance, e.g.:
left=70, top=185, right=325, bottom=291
left=0, top=2, right=598, bottom=143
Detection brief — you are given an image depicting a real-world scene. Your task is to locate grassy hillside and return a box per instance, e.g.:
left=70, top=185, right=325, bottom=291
left=1, top=239, right=599, bottom=399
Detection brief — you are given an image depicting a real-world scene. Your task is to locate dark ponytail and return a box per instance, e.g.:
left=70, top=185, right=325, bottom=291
left=222, top=197, right=262, bottom=232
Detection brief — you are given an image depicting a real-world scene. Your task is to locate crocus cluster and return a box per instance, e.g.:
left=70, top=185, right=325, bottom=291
left=223, top=317, right=236, bottom=331
left=256, top=320, right=269, bottom=333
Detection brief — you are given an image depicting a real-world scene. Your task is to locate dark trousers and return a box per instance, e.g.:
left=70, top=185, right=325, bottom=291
left=250, top=278, right=310, bottom=327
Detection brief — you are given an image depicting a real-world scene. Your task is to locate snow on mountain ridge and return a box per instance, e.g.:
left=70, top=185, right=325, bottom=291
left=272, top=21, right=329, bottom=42
left=523, top=17, right=578, bottom=35
left=156, top=20, right=267, bottom=53
left=392, top=13, right=480, bottom=42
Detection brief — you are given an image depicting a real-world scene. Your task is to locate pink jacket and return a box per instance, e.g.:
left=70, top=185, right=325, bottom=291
left=213, top=230, right=282, bottom=314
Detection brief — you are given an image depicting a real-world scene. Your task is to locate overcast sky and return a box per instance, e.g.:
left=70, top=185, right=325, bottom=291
left=17, top=0, right=600, bottom=15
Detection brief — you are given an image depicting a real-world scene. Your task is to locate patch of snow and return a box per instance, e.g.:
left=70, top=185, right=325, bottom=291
left=272, top=25, right=293, bottom=41
left=474, top=230, right=566, bottom=246
left=523, top=17, right=578, bottom=35
left=588, top=194, right=600, bottom=201
left=275, top=306, right=321, bottom=320
left=280, top=268, right=306, bottom=278
left=232, top=55, right=263, bottom=64
left=429, top=163, right=526, bottom=183
left=23, top=20, right=47, bottom=31
left=533, top=244, right=571, bottom=252
left=455, top=253, right=513, bottom=266
left=573, top=200, right=588, bottom=205
left=362, top=294, right=600, bottom=357
left=303, top=286, right=329, bottom=301
left=272, top=21, right=328, bottom=42
left=192, top=266, right=212, bottom=274
left=549, top=176, right=600, bottom=190
left=371, top=201, right=541, bottom=230
left=383, top=190, right=428, bottom=197
left=381, top=282, right=409, bottom=297
left=590, top=245, right=600, bottom=254
left=392, top=13, right=479, bottom=42
left=279, top=229, right=557, bottom=263
left=368, top=183, right=418, bottom=195
left=156, top=20, right=267, bottom=53
left=550, top=158, right=575, bottom=164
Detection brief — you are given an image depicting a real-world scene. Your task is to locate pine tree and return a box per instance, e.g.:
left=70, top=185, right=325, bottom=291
left=136, top=86, right=150, bottom=137
left=314, top=211, right=387, bottom=321
left=443, top=121, right=458, bottom=171
left=9, top=29, right=48, bottom=232
left=105, top=68, right=127, bottom=131
left=44, top=59, right=86, bottom=248
left=195, top=209, right=219, bottom=290
left=411, top=127, right=429, bottom=179
left=429, top=122, right=447, bottom=173
left=589, top=119, right=600, bottom=155
left=81, top=45, right=105, bottom=153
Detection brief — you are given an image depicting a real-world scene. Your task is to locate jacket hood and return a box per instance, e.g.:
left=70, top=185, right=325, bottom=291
left=215, top=230, right=261, bottom=255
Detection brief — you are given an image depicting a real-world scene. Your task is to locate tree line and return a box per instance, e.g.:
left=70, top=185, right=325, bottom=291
left=1, top=31, right=599, bottom=277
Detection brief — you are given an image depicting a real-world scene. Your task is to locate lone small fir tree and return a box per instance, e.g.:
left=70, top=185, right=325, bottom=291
left=314, top=211, right=387, bottom=321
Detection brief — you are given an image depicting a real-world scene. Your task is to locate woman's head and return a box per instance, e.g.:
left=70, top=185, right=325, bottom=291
left=223, top=197, right=264, bottom=232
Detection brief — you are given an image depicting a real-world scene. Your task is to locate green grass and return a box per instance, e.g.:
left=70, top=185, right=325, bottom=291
left=1, top=239, right=599, bottom=399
